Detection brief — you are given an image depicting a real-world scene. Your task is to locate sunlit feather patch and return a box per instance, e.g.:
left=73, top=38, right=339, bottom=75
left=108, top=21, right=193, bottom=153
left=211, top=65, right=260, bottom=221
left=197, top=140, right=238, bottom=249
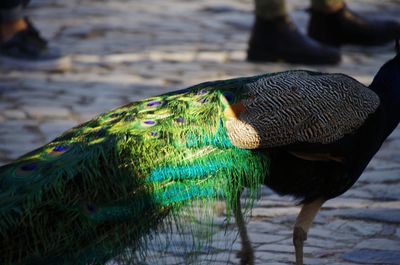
left=141, top=108, right=173, bottom=119
left=98, top=112, right=125, bottom=125
left=224, top=101, right=245, bottom=120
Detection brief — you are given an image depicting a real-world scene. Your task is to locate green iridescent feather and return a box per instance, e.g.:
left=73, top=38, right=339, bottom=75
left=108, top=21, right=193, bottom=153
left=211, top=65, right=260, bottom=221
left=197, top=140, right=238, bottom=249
left=0, top=75, right=270, bottom=265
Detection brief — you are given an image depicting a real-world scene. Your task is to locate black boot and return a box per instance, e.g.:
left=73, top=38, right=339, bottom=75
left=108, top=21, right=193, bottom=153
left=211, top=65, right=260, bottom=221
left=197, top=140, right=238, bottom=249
left=247, top=15, right=341, bottom=65
left=0, top=18, right=70, bottom=71
left=308, top=6, right=400, bottom=47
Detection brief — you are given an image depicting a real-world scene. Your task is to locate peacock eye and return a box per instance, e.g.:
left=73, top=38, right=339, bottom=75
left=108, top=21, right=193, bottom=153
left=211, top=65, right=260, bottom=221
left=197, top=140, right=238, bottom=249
left=223, top=92, right=235, bottom=103
left=198, top=98, right=209, bottom=104
left=150, top=131, right=158, bottom=137
left=146, top=101, right=163, bottom=107
left=196, top=89, right=208, bottom=96
left=142, top=120, right=157, bottom=127
left=49, top=145, right=69, bottom=157
left=53, top=146, right=68, bottom=152
left=175, top=117, right=185, bottom=124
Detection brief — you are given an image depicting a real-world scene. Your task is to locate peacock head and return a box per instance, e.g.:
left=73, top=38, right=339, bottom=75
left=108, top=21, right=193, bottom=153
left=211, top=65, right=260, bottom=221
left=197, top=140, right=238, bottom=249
left=369, top=38, right=400, bottom=129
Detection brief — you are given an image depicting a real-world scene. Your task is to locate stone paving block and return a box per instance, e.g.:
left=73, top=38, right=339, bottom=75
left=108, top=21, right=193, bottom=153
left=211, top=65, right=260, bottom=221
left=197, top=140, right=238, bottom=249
left=380, top=224, right=397, bottom=236
left=323, top=197, right=373, bottom=208
left=326, top=261, right=355, bottom=265
left=342, top=249, right=400, bottom=265
left=369, top=201, right=400, bottom=209
left=323, top=208, right=400, bottom=224
left=252, top=207, right=299, bottom=218
left=366, top=157, right=400, bottom=171
left=3, top=110, right=27, bottom=120
left=396, top=228, right=400, bottom=239
left=247, top=233, right=287, bottom=244
left=326, top=220, right=382, bottom=237
left=362, top=183, right=400, bottom=200
left=255, top=251, right=293, bottom=263
left=360, top=169, right=400, bottom=183
left=23, top=105, right=71, bottom=119
left=388, top=125, right=400, bottom=139
left=310, top=224, right=360, bottom=241
left=39, top=120, right=79, bottom=141
left=341, top=186, right=377, bottom=199
left=256, top=261, right=287, bottom=265
left=246, top=220, right=288, bottom=234
left=355, top=238, right=400, bottom=251
left=257, top=243, right=321, bottom=253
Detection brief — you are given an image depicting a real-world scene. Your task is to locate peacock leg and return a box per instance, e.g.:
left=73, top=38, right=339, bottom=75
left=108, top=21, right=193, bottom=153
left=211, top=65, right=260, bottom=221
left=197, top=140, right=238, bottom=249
left=293, top=198, right=325, bottom=265
left=234, top=195, right=254, bottom=265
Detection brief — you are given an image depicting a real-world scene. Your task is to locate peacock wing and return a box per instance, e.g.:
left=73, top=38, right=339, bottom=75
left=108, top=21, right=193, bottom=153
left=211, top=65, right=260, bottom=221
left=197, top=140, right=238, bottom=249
left=0, top=84, right=269, bottom=265
left=225, top=70, right=380, bottom=149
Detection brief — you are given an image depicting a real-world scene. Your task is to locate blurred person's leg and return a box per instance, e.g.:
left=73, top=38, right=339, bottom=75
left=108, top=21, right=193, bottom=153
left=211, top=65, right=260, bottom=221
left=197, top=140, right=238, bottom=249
left=310, top=0, right=344, bottom=12
left=248, top=0, right=341, bottom=65
left=309, top=0, right=400, bottom=46
left=254, top=0, right=287, bottom=20
left=0, top=0, right=70, bottom=71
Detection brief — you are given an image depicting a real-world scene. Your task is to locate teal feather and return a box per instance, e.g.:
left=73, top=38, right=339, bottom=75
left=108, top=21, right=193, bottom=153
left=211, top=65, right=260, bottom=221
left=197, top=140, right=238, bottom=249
left=0, top=75, right=271, bottom=265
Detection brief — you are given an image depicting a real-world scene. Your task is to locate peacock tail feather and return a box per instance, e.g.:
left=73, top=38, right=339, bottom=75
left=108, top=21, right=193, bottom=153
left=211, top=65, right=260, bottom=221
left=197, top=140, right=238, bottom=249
left=0, top=75, right=270, bottom=265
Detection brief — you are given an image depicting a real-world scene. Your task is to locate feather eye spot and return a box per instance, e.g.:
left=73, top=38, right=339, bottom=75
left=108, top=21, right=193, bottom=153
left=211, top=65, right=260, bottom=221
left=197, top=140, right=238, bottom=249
left=150, top=131, right=158, bottom=137
left=49, top=145, right=69, bottom=157
left=196, top=89, right=208, bottom=96
left=198, top=98, right=209, bottom=104
left=146, top=101, right=162, bottom=108
left=223, top=92, right=235, bottom=103
left=53, top=146, right=68, bottom=152
left=142, top=120, right=157, bottom=127
left=175, top=117, right=185, bottom=124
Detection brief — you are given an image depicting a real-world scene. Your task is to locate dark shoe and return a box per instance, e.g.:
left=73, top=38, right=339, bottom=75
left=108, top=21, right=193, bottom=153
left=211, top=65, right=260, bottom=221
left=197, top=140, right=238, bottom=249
left=308, top=6, right=400, bottom=47
left=0, top=18, right=70, bottom=71
left=247, top=16, right=341, bottom=65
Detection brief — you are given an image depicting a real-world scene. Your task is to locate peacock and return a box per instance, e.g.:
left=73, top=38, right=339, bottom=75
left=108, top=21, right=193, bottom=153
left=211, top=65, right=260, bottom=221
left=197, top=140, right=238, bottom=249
left=1, top=46, right=399, bottom=265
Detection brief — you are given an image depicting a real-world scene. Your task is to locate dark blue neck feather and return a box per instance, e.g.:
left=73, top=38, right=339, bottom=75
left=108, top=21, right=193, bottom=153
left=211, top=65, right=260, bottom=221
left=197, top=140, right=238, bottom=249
left=369, top=53, right=400, bottom=138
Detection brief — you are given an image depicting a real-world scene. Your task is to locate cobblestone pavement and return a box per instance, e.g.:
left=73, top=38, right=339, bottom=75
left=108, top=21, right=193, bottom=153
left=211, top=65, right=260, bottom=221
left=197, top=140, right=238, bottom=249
left=1, top=0, right=400, bottom=264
